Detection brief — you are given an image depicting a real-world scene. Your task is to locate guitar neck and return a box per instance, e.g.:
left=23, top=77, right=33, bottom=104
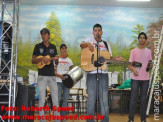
left=105, top=59, right=133, bottom=65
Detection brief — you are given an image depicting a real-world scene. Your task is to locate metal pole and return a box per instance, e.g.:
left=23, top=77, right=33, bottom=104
left=0, top=0, right=6, bottom=75
left=146, top=25, right=163, bottom=115
left=8, top=0, right=16, bottom=121
left=12, top=0, right=19, bottom=121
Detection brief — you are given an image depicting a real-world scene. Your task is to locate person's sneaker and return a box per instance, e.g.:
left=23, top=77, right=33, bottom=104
left=128, top=120, right=134, bottom=122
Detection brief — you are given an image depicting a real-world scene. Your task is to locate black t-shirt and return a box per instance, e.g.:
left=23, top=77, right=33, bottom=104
left=32, top=42, right=57, bottom=76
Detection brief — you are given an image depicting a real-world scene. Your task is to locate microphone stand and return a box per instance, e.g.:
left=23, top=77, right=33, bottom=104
left=96, top=36, right=100, bottom=122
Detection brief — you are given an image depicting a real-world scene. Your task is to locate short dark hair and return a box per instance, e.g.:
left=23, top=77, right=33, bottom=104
left=40, top=28, right=50, bottom=35
left=138, top=32, right=147, bottom=40
left=93, top=23, right=102, bottom=30
left=60, top=44, right=67, bottom=49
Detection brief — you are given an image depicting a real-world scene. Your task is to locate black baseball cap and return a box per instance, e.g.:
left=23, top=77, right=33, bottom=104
left=40, top=28, right=50, bottom=35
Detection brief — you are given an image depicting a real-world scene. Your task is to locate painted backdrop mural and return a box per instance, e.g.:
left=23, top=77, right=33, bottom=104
left=18, top=5, right=163, bottom=80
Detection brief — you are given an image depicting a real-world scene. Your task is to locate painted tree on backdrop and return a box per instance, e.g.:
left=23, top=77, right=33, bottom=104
left=129, top=24, right=145, bottom=50
left=45, top=11, right=82, bottom=66
left=67, top=43, right=81, bottom=66
left=147, top=16, right=163, bottom=55
left=17, top=32, right=36, bottom=80
left=147, top=16, right=163, bottom=76
left=45, top=11, right=63, bottom=51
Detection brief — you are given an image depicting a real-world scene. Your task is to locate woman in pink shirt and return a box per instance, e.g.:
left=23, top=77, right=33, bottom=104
left=128, top=32, right=152, bottom=122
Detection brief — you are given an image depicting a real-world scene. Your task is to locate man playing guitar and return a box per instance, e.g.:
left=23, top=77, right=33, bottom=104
left=80, top=23, right=123, bottom=122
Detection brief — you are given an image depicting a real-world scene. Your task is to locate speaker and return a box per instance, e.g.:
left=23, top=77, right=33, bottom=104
left=0, top=85, right=9, bottom=116
left=0, top=21, right=12, bottom=79
left=16, top=84, right=35, bottom=122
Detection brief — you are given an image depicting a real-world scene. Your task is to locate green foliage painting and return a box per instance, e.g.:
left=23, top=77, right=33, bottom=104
left=45, top=12, right=63, bottom=51
left=17, top=6, right=163, bottom=83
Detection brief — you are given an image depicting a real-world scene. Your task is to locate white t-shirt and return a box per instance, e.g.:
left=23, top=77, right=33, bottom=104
left=84, top=37, right=112, bottom=74
left=56, top=57, right=73, bottom=83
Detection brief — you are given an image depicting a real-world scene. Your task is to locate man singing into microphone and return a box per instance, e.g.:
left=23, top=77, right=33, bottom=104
left=80, top=23, right=123, bottom=122
left=128, top=32, right=152, bottom=122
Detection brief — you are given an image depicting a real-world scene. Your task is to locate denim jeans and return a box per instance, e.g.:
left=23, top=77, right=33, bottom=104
left=38, top=75, right=60, bottom=122
left=86, top=73, right=109, bottom=122
left=57, top=82, right=70, bottom=116
left=129, top=79, right=149, bottom=121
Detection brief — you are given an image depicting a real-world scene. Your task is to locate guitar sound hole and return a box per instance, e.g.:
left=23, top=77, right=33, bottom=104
left=98, top=56, right=105, bottom=64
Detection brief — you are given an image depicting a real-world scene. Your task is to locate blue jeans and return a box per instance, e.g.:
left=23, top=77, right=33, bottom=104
left=129, top=79, right=149, bottom=121
left=57, top=82, right=70, bottom=116
left=86, top=73, right=109, bottom=122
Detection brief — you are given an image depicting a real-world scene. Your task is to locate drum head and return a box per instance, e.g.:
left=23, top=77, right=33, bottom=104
left=62, top=74, right=74, bottom=88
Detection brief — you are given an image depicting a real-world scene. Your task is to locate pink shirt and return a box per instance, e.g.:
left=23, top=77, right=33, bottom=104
left=129, top=47, right=152, bottom=80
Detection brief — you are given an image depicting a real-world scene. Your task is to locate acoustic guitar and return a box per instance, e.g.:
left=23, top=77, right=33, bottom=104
left=80, top=47, right=142, bottom=71
left=36, top=55, right=52, bottom=69
left=81, top=47, right=110, bottom=71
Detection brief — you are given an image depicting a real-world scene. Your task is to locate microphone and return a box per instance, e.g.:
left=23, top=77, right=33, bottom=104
left=96, top=34, right=99, bottom=38
left=146, top=60, right=152, bottom=72
left=94, top=61, right=103, bottom=67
